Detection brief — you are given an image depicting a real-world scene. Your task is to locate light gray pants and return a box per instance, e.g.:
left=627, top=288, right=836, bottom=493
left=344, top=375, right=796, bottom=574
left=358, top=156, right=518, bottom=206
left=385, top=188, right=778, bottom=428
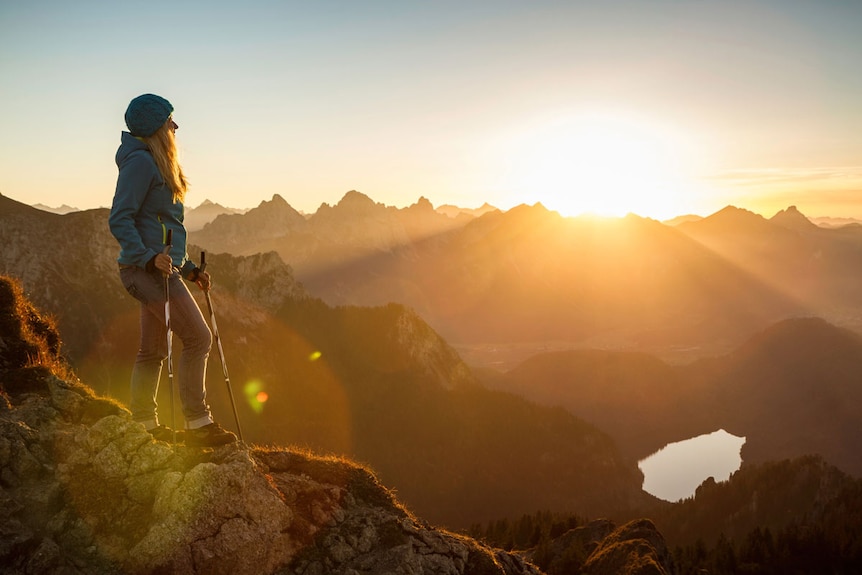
left=120, top=265, right=213, bottom=430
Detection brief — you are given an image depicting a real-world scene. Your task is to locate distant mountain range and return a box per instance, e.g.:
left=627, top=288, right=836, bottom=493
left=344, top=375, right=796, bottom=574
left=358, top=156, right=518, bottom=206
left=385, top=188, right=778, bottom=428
left=32, top=202, right=80, bottom=214
left=28, top=195, right=500, bottom=231
left=186, top=192, right=862, bottom=360
left=183, top=199, right=248, bottom=231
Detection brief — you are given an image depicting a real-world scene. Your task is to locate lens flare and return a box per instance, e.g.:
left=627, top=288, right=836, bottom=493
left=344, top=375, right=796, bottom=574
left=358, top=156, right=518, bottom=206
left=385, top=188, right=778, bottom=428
left=244, top=379, right=267, bottom=414
left=309, top=351, right=322, bottom=361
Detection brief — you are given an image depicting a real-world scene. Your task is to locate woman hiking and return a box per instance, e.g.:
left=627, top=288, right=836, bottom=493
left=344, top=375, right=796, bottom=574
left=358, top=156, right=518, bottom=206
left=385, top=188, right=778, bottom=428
left=109, top=93, right=237, bottom=447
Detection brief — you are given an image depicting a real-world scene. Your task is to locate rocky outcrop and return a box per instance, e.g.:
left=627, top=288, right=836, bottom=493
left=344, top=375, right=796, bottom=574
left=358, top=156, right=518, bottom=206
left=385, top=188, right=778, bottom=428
left=0, top=274, right=540, bottom=574
left=525, top=518, right=671, bottom=575
left=581, top=519, right=671, bottom=575
left=391, top=306, right=473, bottom=390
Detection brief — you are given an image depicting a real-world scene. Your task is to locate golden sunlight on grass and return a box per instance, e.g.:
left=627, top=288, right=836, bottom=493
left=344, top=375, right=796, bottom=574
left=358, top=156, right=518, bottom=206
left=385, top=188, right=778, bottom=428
left=504, top=111, right=699, bottom=219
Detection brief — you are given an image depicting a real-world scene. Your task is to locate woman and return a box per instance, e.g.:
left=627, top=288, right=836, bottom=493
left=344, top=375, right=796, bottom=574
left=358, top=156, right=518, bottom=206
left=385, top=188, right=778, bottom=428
left=109, top=93, right=237, bottom=447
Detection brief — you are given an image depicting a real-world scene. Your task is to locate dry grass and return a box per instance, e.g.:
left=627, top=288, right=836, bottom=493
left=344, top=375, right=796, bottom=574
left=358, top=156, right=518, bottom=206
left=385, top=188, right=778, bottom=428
left=0, top=275, right=128, bottom=422
left=252, top=443, right=417, bottom=521
left=0, top=275, right=76, bottom=382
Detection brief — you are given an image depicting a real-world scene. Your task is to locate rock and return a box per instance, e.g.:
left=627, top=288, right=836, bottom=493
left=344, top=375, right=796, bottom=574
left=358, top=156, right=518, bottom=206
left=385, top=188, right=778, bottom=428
left=581, top=518, right=672, bottom=575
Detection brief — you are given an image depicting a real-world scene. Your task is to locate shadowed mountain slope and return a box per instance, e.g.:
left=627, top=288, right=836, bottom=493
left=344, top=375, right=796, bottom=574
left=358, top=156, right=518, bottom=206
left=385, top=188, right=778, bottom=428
left=649, top=455, right=862, bottom=551
left=482, top=350, right=704, bottom=461
left=678, top=205, right=862, bottom=321
left=481, top=317, right=862, bottom=476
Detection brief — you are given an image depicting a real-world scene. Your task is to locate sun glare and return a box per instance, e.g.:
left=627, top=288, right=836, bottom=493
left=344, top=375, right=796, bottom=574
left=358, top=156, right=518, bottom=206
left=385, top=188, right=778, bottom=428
left=504, top=112, right=696, bottom=219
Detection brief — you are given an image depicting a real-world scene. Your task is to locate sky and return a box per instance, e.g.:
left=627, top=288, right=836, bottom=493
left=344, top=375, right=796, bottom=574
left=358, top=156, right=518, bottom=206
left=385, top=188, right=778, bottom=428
left=2, top=0, right=861, bottom=220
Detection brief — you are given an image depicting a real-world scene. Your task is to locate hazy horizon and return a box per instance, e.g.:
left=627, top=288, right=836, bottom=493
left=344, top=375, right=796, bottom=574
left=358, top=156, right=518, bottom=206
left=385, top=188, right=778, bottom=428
left=13, top=188, right=862, bottom=225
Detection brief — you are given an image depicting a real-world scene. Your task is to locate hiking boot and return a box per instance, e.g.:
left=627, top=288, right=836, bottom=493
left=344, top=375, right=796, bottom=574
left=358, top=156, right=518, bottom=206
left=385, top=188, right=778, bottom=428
left=148, top=425, right=183, bottom=443
left=185, top=423, right=237, bottom=447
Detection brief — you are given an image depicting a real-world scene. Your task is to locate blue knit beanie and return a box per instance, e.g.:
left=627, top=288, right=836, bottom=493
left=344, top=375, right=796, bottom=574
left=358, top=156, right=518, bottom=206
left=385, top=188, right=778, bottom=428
left=125, top=94, right=174, bottom=137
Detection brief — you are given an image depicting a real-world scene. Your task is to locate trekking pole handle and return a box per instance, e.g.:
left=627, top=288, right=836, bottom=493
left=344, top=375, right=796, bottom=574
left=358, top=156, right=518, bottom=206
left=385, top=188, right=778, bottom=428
left=159, top=229, right=174, bottom=276
left=200, top=250, right=207, bottom=273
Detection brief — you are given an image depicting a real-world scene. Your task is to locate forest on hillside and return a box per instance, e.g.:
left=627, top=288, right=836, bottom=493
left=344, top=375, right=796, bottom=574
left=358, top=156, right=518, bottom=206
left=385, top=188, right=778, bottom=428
left=470, top=457, right=862, bottom=574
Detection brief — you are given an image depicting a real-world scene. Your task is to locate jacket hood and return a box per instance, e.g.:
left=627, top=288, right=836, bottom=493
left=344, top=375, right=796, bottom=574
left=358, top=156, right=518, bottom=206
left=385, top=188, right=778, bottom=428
left=115, top=131, right=149, bottom=167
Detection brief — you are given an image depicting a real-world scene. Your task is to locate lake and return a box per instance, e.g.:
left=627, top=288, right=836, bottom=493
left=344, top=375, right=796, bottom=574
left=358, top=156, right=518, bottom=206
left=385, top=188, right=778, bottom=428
left=638, top=429, right=746, bottom=502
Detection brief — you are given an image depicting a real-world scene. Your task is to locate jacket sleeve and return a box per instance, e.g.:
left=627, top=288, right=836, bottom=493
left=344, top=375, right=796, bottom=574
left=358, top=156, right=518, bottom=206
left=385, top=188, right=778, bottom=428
left=180, top=259, right=198, bottom=280
left=109, top=152, right=159, bottom=268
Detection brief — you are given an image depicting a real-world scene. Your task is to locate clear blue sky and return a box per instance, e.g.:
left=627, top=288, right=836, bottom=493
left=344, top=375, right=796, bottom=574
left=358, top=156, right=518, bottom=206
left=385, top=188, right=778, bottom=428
left=2, top=0, right=861, bottom=219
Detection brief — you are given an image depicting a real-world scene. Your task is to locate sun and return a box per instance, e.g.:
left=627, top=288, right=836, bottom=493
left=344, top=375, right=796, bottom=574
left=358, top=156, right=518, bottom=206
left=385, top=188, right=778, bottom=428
left=503, top=111, right=696, bottom=219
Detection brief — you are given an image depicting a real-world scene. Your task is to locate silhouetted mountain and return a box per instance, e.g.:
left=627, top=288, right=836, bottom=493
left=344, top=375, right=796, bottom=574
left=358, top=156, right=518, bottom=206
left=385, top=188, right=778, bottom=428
left=481, top=316, right=862, bottom=477
left=195, top=193, right=309, bottom=252
left=810, top=215, right=862, bottom=228
left=662, top=213, right=703, bottom=226
left=710, top=317, right=862, bottom=472
left=183, top=199, right=247, bottom=231
left=651, top=455, right=862, bottom=552
left=32, top=202, right=79, bottom=214
left=677, top=204, right=862, bottom=333
left=769, top=204, right=818, bottom=232
left=193, top=191, right=464, bottom=264
left=436, top=201, right=500, bottom=219
left=0, top=196, right=648, bottom=528
left=409, top=204, right=802, bottom=348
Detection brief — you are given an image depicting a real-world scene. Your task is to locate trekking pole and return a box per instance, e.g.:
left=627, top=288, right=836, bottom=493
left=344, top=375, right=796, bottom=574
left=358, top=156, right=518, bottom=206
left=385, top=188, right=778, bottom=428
left=163, top=230, right=176, bottom=444
left=200, top=251, right=244, bottom=441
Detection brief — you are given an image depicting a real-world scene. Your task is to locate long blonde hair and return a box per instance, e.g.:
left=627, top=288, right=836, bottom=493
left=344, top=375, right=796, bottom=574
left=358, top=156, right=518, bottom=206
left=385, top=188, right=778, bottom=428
left=144, top=121, right=189, bottom=203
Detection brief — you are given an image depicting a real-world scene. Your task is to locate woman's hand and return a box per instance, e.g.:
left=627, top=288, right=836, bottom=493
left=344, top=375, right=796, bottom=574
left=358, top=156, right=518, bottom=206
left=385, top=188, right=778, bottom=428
left=195, top=270, right=212, bottom=292
left=154, top=253, right=173, bottom=275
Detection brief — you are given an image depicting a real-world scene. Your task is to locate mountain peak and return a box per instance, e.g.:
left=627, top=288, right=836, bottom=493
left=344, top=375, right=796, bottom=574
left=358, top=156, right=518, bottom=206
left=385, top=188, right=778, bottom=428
left=735, top=316, right=860, bottom=361
left=770, top=205, right=818, bottom=232
left=337, top=190, right=376, bottom=208
left=680, top=204, right=769, bottom=234
left=411, top=196, right=435, bottom=210
left=714, top=205, right=763, bottom=220
left=265, top=193, right=288, bottom=207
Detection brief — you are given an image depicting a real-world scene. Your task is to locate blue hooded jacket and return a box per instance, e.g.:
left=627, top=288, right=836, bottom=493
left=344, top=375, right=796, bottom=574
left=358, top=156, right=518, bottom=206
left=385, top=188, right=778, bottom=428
left=109, top=131, right=196, bottom=278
